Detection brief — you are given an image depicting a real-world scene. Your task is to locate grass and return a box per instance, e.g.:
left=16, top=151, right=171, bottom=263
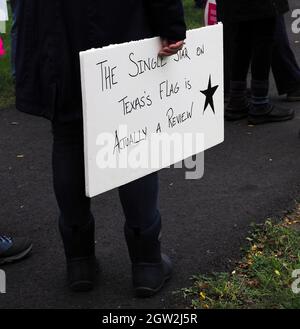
left=183, top=0, right=204, bottom=29
left=180, top=205, right=300, bottom=309
left=0, top=1, right=203, bottom=109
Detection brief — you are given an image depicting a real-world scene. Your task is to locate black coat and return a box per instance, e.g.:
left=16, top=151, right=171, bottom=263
left=16, top=1, right=186, bottom=122
left=217, top=0, right=289, bottom=22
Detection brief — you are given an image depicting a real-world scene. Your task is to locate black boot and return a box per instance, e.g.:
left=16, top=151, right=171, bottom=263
left=124, top=216, right=172, bottom=298
left=225, top=81, right=250, bottom=121
left=59, top=214, right=96, bottom=292
left=66, top=256, right=96, bottom=292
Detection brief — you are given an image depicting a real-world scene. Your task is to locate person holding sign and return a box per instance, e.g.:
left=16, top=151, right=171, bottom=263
left=218, top=0, right=295, bottom=124
left=15, top=1, right=186, bottom=296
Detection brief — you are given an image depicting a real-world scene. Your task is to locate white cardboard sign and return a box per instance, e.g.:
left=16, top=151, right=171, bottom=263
left=80, top=24, right=224, bottom=197
left=0, top=0, right=8, bottom=21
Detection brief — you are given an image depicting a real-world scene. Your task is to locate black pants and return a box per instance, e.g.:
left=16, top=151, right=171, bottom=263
left=272, top=15, right=300, bottom=95
left=223, top=21, right=237, bottom=94
left=223, top=15, right=300, bottom=94
left=231, top=17, right=277, bottom=82
left=52, top=120, right=160, bottom=259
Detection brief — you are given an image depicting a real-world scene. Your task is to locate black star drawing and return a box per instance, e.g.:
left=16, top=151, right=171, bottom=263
left=200, top=75, right=219, bottom=114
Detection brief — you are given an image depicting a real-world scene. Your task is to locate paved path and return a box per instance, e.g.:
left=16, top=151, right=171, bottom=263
left=0, top=2, right=299, bottom=309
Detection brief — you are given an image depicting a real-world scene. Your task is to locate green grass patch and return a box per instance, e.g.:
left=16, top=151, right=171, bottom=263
left=181, top=206, right=300, bottom=309
left=183, top=0, right=204, bottom=29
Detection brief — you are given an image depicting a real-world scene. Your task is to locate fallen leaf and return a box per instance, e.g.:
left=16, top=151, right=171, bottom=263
left=199, top=292, right=206, bottom=300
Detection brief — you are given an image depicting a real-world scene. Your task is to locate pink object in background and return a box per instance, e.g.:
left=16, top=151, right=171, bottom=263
left=207, top=3, right=217, bottom=25
left=204, top=0, right=218, bottom=26
left=0, top=36, right=5, bottom=56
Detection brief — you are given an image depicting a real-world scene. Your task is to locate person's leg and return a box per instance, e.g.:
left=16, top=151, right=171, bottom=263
left=225, top=20, right=253, bottom=120
left=248, top=17, right=294, bottom=124
left=216, top=1, right=237, bottom=100
left=10, top=0, right=20, bottom=79
left=250, top=17, right=276, bottom=107
left=119, top=173, right=160, bottom=233
left=272, top=15, right=300, bottom=99
left=223, top=21, right=237, bottom=99
left=230, top=22, right=253, bottom=82
left=52, top=120, right=96, bottom=291
left=119, top=174, right=171, bottom=297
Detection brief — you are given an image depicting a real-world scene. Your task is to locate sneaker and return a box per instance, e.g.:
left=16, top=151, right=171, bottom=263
left=248, top=103, right=295, bottom=125
left=0, top=235, right=33, bottom=264
left=287, top=86, right=300, bottom=102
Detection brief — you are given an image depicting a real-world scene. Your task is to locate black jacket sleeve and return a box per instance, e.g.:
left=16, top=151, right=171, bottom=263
left=144, top=0, right=187, bottom=41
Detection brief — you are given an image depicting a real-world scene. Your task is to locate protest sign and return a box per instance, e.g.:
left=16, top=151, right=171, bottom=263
left=80, top=24, right=224, bottom=197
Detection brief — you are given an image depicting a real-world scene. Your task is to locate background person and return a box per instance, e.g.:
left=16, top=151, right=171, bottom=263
left=0, top=2, right=32, bottom=267
left=272, top=15, right=300, bottom=102
left=217, top=0, right=295, bottom=124
left=9, top=0, right=19, bottom=80
left=221, top=14, right=300, bottom=103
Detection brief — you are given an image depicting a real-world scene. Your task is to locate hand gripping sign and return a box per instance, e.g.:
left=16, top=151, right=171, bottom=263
left=80, top=24, right=224, bottom=197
